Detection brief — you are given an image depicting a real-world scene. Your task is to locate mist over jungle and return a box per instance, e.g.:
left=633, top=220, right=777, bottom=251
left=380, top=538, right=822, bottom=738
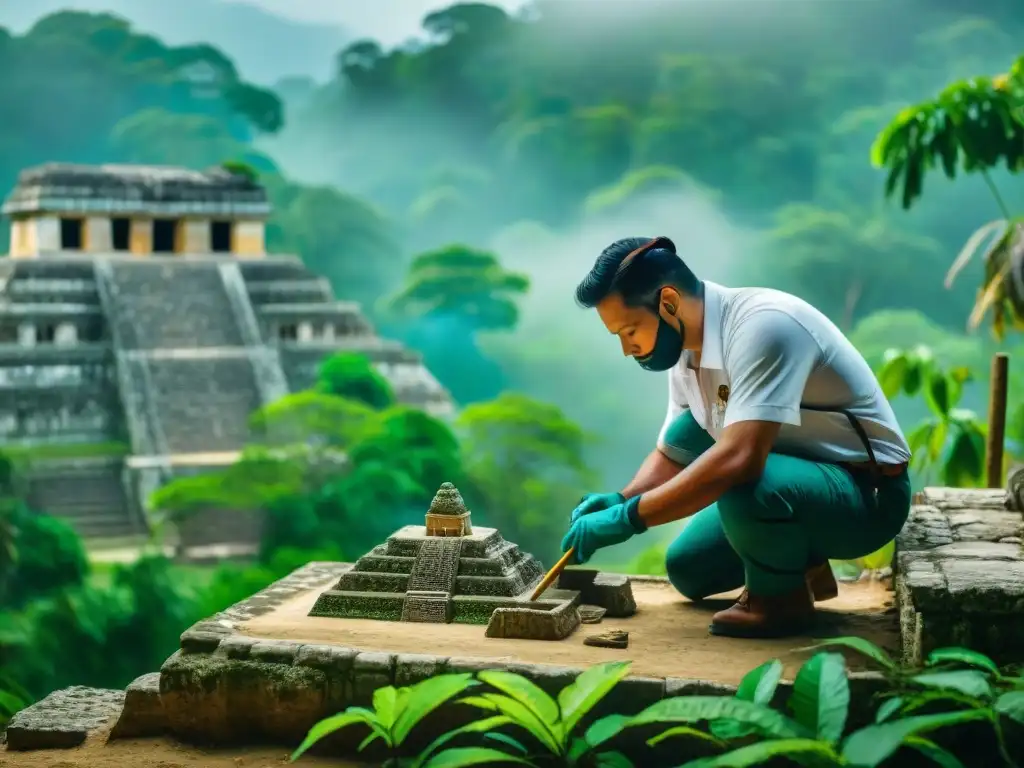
left=1, top=0, right=1023, bottom=561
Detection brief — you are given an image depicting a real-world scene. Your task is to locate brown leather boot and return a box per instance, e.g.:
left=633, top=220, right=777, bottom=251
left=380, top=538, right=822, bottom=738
left=731, top=565, right=838, bottom=607
left=709, top=584, right=816, bottom=639
left=807, top=563, right=839, bottom=602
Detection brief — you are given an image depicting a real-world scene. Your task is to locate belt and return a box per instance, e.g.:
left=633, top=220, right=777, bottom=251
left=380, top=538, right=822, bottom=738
left=843, top=461, right=908, bottom=478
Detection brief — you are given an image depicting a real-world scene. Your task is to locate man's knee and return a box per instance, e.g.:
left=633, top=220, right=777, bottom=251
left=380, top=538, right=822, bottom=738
left=665, top=539, right=722, bottom=602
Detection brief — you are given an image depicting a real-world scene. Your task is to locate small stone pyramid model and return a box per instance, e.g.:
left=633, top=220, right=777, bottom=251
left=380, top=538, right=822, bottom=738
left=425, top=481, right=473, bottom=537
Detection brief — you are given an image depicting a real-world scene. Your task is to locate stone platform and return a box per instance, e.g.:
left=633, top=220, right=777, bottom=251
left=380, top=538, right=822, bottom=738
left=15, top=561, right=882, bottom=750
left=895, top=486, right=1024, bottom=665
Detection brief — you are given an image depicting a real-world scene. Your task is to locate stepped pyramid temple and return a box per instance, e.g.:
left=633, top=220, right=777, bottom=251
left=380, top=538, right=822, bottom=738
left=0, top=163, right=453, bottom=551
left=309, top=482, right=637, bottom=640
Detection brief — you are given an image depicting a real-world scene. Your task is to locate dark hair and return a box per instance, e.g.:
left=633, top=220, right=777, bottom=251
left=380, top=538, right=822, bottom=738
left=574, top=236, right=702, bottom=309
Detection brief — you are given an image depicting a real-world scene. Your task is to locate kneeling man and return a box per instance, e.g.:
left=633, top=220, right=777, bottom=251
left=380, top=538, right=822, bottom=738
left=561, top=236, right=912, bottom=638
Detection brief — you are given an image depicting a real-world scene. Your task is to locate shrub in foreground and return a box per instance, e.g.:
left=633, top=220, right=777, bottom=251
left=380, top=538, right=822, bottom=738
left=291, top=636, right=1024, bottom=767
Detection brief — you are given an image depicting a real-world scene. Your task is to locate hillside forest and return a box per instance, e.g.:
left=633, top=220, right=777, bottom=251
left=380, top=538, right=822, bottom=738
left=1, top=0, right=1024, bottom=719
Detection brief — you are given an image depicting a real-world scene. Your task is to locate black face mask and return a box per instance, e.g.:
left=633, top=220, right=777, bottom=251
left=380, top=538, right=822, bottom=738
left=636, top=310, right=684, bottom=372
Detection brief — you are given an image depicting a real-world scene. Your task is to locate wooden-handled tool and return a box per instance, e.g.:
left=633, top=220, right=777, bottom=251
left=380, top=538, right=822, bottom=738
left=529, top=547, right=575, bottom=601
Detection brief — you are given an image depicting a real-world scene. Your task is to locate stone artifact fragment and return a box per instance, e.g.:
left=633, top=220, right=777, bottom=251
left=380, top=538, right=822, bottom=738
left=5, top=686, right=125, bottom=750
left=584, top=629, right=629, bottom=649
left=578, top=604, right=606, bottom=623
left=557, top=568, right=638, bottom=617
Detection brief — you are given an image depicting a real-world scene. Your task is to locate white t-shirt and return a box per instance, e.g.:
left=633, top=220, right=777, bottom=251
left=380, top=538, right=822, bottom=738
left=656, top=281, right=911, bottom=466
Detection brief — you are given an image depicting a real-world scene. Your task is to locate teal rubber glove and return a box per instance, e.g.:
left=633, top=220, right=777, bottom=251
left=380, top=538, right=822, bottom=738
left=561, top=496, right=643, bottom=564
left=570, top=492, right=626, bottom=524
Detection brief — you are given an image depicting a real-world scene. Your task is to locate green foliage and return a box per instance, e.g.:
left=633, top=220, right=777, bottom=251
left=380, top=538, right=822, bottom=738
left=875, top=347, right=986, bottom=486
left=149, top=448, right=309, bottom=519
left=0, top=11, right=280, bottom=211
left=263, top=174, right=404, bottom=306
left=871, top=55, right=1024, bottom=210
left=316, top=353, right=396, bottom=410
left=2, top=506, right=88, bottom=610
left=290, top=674, right=483, bottom=765
left=249, top=390, right=378, bottom=448
left=873, top=53, right=1024, bottom=338
left=456, top=393, right=597, bottom=561
left=757, top=205, right=940, bottom=329
left=583, top=165, right=716, bottom=217
left=288, top=643, right=1022, bottom=766
left=385, top=245, right=530, bottom=333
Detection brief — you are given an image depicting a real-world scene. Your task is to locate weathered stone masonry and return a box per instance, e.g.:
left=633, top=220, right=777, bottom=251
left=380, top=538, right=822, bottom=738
left=0, top=163, right=454, bottom=547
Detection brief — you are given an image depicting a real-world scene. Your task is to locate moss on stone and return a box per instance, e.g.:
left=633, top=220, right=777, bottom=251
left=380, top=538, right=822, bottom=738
left=309, top=591, right=405, bottom=621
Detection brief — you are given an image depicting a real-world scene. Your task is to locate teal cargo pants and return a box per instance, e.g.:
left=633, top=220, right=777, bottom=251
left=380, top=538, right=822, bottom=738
left=661, top=411, right=912, bottom=598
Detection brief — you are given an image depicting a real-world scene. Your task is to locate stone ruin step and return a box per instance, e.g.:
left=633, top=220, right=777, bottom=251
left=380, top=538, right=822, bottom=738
left=896, top=486, right=1024, bottom=666
left=5, top=686, right=125, bottom=750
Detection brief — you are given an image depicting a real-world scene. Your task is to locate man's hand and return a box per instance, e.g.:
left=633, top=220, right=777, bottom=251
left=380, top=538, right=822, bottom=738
left=561, top=497, right=641, bottom=564
left=570, top=492, right=626, bottom=523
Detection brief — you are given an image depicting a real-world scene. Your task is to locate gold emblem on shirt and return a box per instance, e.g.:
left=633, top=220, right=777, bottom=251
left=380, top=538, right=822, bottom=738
left=713, top=385, right=730, bottom=430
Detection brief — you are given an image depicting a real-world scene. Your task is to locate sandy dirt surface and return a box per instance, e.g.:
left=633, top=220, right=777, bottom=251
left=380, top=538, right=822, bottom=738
left=240, top=579, right=898, bottom=682
left=0, top=730, right=367, bottom=768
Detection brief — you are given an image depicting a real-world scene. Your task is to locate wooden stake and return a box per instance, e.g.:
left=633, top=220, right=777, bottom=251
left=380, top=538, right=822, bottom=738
left=986, top=353, right=1009, bottom=488
left=529, top=547, right=575, bottom=601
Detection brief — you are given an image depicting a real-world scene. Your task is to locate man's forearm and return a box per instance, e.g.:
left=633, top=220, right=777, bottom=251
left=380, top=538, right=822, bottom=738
left=621, top=448, right=684, bottom=498
left=636, top=441, right=756, bottom=527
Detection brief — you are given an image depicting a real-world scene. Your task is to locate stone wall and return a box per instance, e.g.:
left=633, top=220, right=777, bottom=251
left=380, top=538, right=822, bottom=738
left=0, top=352, right=121, bottom=443
left=119, top=563, right=885, bottom=755
left=24, top=457, right=143, bottom=539
left=895, top=487, right=1024, bottom=665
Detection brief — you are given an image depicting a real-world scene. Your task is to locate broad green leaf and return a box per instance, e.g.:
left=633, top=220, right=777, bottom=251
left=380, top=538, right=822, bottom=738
left=460, top=693, right=561, bottom=754
left=419, top=746, right=535, bottom=767
left=942, top=426, right=986, bottom=487
left=899, top=689, right=982, bottom=715
left=647, top=725, right=725, bottom=748
left=789, top=652, right=850, bottom=744
left=858, top=539, right=895, bottom=571
left=876, top=354, right=909, bottom=399
left=593, top=751, right=635, bottom=768
left=874, top=697, right=903, bottom=723
left=568, top=736, right=591, bottom=762
left=841, top=710, right=990, bottom=767
left=414, top=716, right=514, bottom=767
left=736, top=659, right=784, bottom=705
left=357, top=731, right=381, bottom=751
left=924, top=371, right=952, bottom=417
left=905, top=737, right=967, bottom=768
left=948, top=366, right=972, bottom=385
left=911, top=670, right=993, bottom=698
left=902, top=357, right=924, bottom=396
left=681, top=738, right=842, bottom=768
left=291, top=709, right=382, bottom=761
left=925, top=648, right=1000, bottom=675
left=711, top=659, right=785, bottom=740
left=484, top=732, right=528, bottom=754
left=798, top=637, right=896, bottom=671
left=0, top=691, right=25, bottom=718
left=478, top=669, right=560, bottom=729
left=557, top=661, right=633, bottom=736
left=630, top=696, right=810, bottom=740
left=393, top=674, right=479, bottom=745
left=995, top=690, right=1024, bottom=724
left=373, top=686, right=399, bottom=730
left=927, top=419, right=949, bottom=462
left=584, top=714, right=631, bottom=749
